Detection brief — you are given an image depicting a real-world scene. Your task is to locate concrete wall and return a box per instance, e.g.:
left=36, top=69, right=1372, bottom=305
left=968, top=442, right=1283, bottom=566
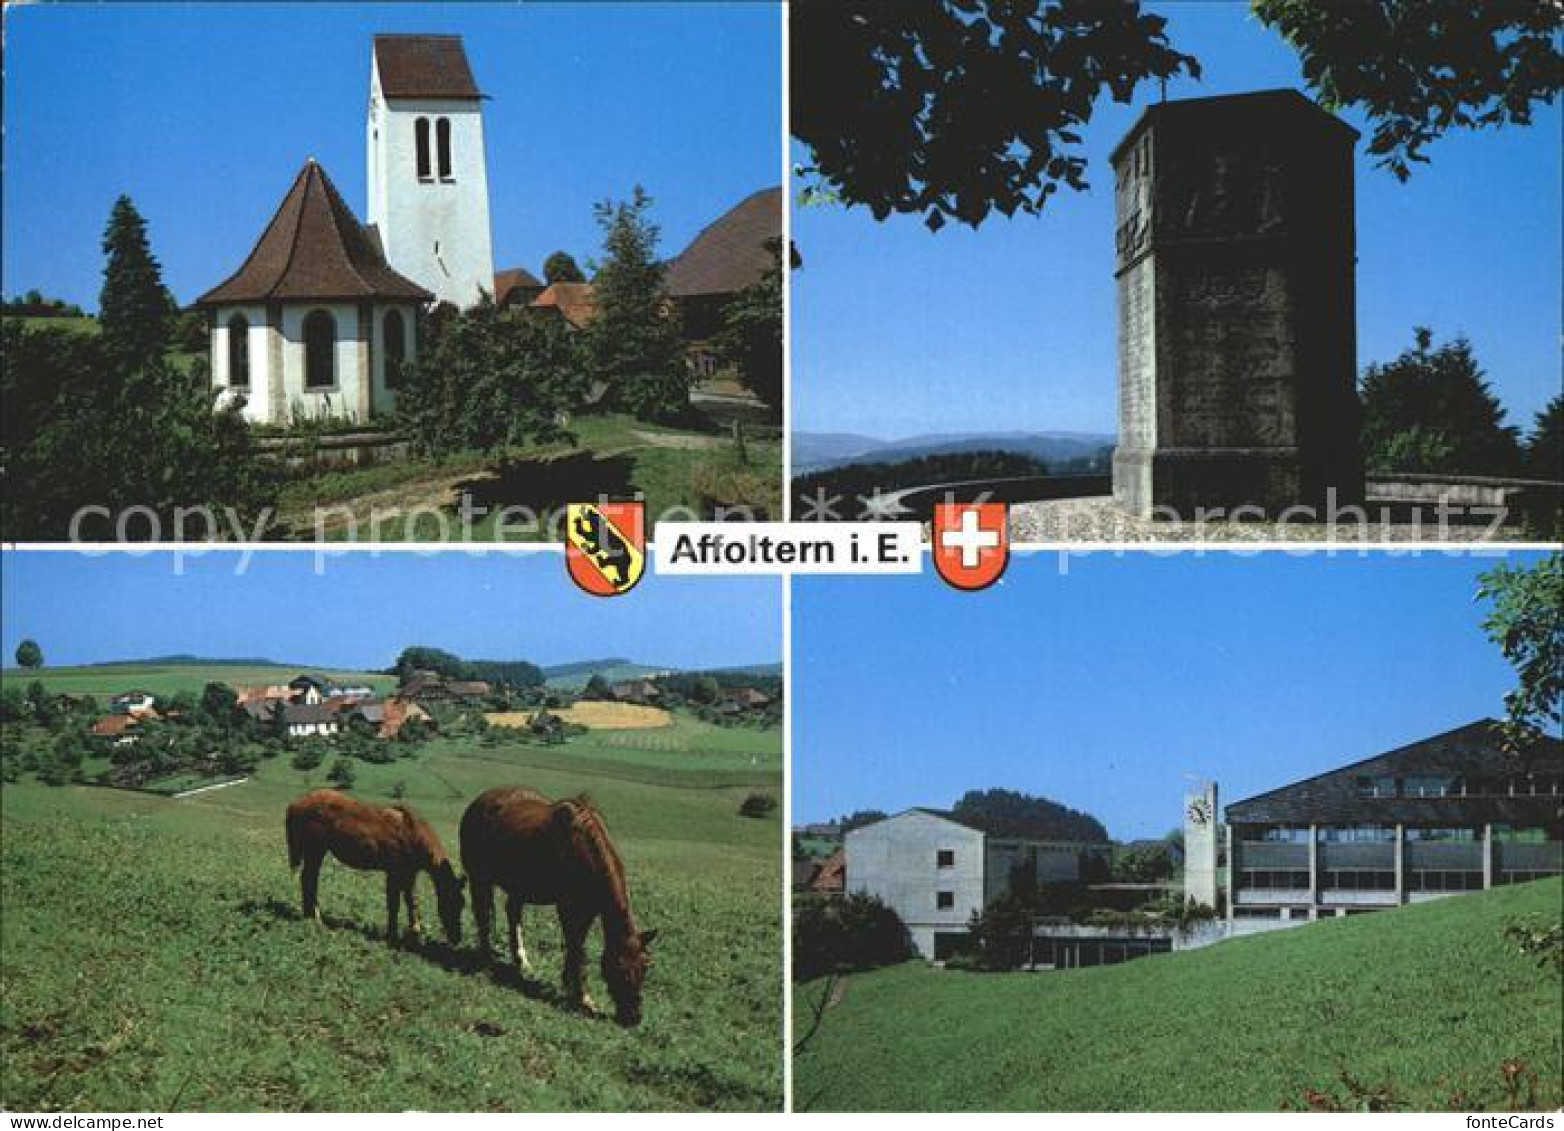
left=367, top=65, right=495, bottom=309
left=846, top=811, right=986, bottom=959
left=211, top=304, right=274, bottom=425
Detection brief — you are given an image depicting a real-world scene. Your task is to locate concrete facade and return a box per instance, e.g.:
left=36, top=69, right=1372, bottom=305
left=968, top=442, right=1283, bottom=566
left=1183, top=781, right=1219, bottom=909
left=367, top=67, right=495, bottom=309
left=845, top=808, right=1110, bottom=959
left=1111, top=90, right=1364, bottom=518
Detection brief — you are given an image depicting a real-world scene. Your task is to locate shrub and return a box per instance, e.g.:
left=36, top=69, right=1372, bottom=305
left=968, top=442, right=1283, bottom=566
left=326, top=758, right=356, bottom=790
left=739, top=792, right=777, bottom=818
left=792, top=893, right=914, bottom=982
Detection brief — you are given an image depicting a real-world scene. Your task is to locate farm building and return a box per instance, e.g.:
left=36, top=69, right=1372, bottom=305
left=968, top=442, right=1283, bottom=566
left=279, top=703, right=341, bottom=739
left=1214, top=720, right=1563, bottom=927
left=845, top=809, right=1112, bottom=959
left=610, top=680, right=662, bottom=705
left=109, top=691, right=157, bottom=717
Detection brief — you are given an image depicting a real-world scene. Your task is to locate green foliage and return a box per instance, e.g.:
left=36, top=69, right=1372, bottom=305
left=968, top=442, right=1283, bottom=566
left=14, top=640, right=43, bottom=670
left=794, top=879, right=1564, bottom=1111
left=1526, top=394, right=1562, bottom=482
left=1506, top=917, right=1564, bottom=974
left=1, top=198, right=269, bottom=539
left=397, top=297, right=586, bottom=460
left=836, top=809, right=888, bottom=834
left=738, top=792, right=777, bottom=818
left=199, top=681, right=239, bottom=727
left=1477, top=552, right=1564, bottom=743
left=1111, top=841, right=1176, bottom=883
left=582, top=674, right=612, bottom=701
left=326, top=757, right=357, bottom=789
left=1251, top=0, right=1563, bottom=181
left=793, top=893, right=914, bottom=982
left=792, top=1, right=1199, bottom=230
left=542, top=250, right=586, bottom=284
left=1360, top=329, right=1523, bottom=476
left=98, top=195, right=175, bottom=373
left=716, top=238, right=785, bottom=413
left=393, top=646, right=473, bottom=681
left=584, top=187, right=688, bottom=421
left=952, top=787, right=1109, bottom=843
left=290, top=743, right=326, bottom=772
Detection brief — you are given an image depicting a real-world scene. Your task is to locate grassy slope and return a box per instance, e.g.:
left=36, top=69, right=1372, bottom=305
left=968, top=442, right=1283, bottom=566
left=1, top=663, right=395, bottom=699
left=1, top=720, right=783, bottom=1111
left=795, top=879, right=1564, bottom=1112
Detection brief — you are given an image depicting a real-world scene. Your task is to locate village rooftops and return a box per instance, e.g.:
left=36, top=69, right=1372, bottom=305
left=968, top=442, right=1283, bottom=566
left=373, top=34, right=483, bottom=101
left=529, top=282, right=598, bottom=329
left=861, top=807, right=1111, bottom=846
left=197, top=160, right=433, bottom=306
left=279, top=702, right=338, bottom=726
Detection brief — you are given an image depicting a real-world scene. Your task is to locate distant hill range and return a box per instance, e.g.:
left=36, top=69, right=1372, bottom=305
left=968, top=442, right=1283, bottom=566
left=793, top=430, right=1116, bottom=474
left=542, top=658, right=782, bottom=691
left=58, top=654, right=290, bottom=668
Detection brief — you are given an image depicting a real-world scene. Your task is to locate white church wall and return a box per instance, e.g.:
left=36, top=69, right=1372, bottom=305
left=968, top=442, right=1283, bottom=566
left=367, top=72, right=495, bottom=309
left=370, top=302, right=418, bottom=415
left=211, top=304, right=273, bottom=425
left=278, top=303, right=370, bottom=424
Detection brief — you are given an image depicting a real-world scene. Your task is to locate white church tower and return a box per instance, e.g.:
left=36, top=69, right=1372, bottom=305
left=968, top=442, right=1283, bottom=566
left=366, top=34, right=496, bottom=308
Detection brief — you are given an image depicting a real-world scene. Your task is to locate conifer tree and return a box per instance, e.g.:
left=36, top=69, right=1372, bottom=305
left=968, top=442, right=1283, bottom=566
left=98, top=195, right=176, bottom=373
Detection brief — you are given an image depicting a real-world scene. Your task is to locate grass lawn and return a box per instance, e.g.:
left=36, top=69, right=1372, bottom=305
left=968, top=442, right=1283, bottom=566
left=272, top=413, right=781, bottom=541
left=1, top=663, right=395, bottom=700
left=0, top=719, right=783, bottom=1111
left=794, top=879, right=1564, bottom=1112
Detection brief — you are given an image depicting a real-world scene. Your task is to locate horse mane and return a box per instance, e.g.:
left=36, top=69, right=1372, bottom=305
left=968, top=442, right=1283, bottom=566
left=555, top=795, right=630, bottom=916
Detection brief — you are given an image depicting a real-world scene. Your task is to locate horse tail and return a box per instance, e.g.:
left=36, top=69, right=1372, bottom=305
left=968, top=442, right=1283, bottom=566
left=285, top=809, right=305, bottom=871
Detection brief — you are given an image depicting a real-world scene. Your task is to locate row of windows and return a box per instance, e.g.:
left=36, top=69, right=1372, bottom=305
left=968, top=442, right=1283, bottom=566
left=415, top=117, right=454, bottom=182
left=1408, top=871, right=1485, bottom=892
left=1495, top=870, right=1563, bottom=885
left=1239, top=870, right=1310, bottom=890
left=1321, top=870, right=1396, bottom=891
left=225, top=310, right=409, bottom=390
left=1355, top=774, right=1562, bottom=799
left=1256, top=824, right=1557, bottom=844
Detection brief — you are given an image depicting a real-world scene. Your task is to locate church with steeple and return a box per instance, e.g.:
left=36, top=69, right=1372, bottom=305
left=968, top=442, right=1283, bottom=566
left=197, top=34, right=495, bottom=425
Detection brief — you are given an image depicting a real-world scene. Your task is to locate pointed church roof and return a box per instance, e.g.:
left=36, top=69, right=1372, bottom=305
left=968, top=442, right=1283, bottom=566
left=197, top=160, right=433, bottom=306
left=373, top=34, right=482, bottom=101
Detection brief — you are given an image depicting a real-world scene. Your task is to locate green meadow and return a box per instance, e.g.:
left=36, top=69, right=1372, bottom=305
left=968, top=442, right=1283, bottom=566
left=794, top=879, right=1564, bottom=1112
left=2, top=662, right=395, bottom=701
left=0, top=712, right=783, bottom=1111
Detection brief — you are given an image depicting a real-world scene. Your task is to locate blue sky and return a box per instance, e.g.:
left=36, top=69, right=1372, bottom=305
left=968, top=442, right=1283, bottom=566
left=0, top=552, right=780, bottom=673
left=2, top=3, right=780, bottom=309
left=793, top=1, right=1561, bottom=441
left=793, top=550, right=1547, bottom=838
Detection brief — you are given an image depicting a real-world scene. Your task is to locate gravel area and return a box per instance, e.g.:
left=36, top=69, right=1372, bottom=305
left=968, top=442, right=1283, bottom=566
left=1007, top=495, right=1531, bottom=544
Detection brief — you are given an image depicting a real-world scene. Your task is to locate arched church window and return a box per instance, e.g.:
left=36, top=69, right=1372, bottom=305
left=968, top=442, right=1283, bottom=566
left=415, top=117, right=432, bottom=181
left=436, top=118, right=453, bottom=181
left=304, top=309, right=336, bottom=389
left=383, top=309, right=406, bottom=388
left=227, top=313, right=250, bottom=388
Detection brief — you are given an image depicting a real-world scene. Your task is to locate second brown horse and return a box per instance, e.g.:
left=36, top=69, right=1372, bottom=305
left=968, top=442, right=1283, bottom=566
left=460, top=787, right=657, bottom=1026
left=285, top=789, right=466, bottom=946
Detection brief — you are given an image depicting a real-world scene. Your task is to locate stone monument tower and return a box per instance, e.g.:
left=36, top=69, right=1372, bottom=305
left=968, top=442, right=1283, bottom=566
left=1183, top=781, right=1218, bottom=910
left=1111, top=90, right=1363, bottom=517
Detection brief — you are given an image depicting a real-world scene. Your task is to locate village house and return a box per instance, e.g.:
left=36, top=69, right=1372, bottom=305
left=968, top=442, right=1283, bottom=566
left=609, top=679, right=662, bottom=706
left=109, top=691, right=157, bottom=717
left=279, top=702, right=341, bottom=739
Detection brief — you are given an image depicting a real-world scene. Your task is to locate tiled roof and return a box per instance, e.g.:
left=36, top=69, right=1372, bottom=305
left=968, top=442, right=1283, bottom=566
left=373, top=34, right=481, bottom=101
left=528, top=282, right=598, bottom=328
left=281, top=703, right=338, bottom=725
left=1226, top=720, right=1564, bottom=825
left=665, top=187, right=781, bottom=298
left=494, top=267, right=543, bottom=305
left=91, top=714, right=137, bottom=737
left=197, top=160, right=433, bottom=305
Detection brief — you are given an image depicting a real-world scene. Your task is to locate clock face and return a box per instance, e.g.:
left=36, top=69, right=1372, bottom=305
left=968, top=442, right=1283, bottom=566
left=1187, top=797, right=1212, bottom=826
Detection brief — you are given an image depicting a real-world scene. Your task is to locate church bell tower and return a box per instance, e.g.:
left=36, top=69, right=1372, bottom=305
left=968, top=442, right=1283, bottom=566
left=367, top=33, right=496, bottom=308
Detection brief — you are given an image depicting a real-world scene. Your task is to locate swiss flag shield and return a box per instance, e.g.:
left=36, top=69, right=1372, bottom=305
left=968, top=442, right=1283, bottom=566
left=565, top=502, right=646, bottom=597
left=932, top=502, right=1008, bottom=591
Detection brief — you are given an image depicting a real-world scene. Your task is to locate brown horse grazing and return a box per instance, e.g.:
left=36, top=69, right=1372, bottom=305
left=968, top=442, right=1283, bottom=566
left=285, top=789, right=466, bottom=946
left=459, top=786, right=657, bottom=1026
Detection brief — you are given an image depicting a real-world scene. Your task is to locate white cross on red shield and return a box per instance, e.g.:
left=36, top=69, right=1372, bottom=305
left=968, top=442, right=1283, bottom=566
left=932, top=502, right=1009, bottom=591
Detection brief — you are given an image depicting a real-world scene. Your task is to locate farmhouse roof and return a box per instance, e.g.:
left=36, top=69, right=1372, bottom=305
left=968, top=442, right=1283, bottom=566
left=373, top=34, right=482, bottom=101
left=280, top=703, right=338, bottom=725
left=665, top=187, right=781, bottom=298
left=446, top=680, right=492, bottom=697
left=91, top=714, right=138, bottom=737
left=1225, top=719, right=1564, bottom=826
left=197, top=161, right=433, bottom=306
left=528, top=282, right=598, bottom=329
left=494, top=267, right=543, bottom=305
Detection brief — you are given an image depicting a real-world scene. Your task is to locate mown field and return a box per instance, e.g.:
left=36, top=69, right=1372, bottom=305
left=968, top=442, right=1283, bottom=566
left=2, top=663, right=395, bottom=700
left=487, top=702, right=674, bottom=731
left=794, top=879, right=1564, bottom=1112
left=1, top=719, right=783, bottom=1111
